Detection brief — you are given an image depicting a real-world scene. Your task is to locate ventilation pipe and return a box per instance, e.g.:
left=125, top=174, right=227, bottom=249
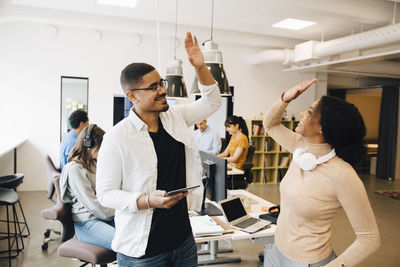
left=315, top=23, right=400, bottom=57
left=248, top=23, right=400, bottom=65
left=247, top=49, right=294, bottom=65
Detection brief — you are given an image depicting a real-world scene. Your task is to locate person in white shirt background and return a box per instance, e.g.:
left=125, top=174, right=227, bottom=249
left=193, top=119, right=222, bottom=155
left=96, top=32, right=221, bottom=267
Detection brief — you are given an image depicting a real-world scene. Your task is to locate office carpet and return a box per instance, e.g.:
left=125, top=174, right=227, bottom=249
left=375, top=190, right=400, bottom=200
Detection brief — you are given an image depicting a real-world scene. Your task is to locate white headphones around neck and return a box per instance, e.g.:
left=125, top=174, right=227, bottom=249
left=293, top=147, right=336, bottom=171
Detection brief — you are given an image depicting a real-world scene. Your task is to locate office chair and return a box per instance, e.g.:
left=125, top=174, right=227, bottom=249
left=41, top=177, right=116, bottom=266
left=41, top=155, right=62, bottom=250
left=242, top=145, right=256, bottom=184
left=227, top=145, right=255, bottom=189
left=40, top=175, right=73, bottom=251
left=45, top=155, right=61, bottom=200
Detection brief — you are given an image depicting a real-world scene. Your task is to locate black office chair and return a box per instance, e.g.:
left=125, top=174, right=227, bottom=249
left=227, top=145, right=255, bottom=190
left=242, top=145, right=256, bottom=184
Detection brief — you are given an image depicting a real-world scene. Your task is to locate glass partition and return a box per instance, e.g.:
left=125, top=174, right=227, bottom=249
left=60, top=76, right=88, bottom=140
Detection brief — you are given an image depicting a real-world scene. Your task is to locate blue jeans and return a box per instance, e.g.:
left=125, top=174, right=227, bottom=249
left=264, top=243, right=336, bottom=267
left=117, top=235, right=197, bottom=267
left=74, top=219, right=115, bottom=251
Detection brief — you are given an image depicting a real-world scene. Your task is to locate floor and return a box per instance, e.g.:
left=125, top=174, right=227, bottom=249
left=0, top=174, right=399, bottom=267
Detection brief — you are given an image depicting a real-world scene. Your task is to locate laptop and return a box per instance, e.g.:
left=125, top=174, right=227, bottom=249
left=219, top=196, right=271, bottom=233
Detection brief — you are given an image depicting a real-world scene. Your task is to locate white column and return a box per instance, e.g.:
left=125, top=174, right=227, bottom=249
left=315, top=72, right=328, bottom=99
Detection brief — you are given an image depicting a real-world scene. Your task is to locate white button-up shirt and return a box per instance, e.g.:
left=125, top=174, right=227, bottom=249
left=96, top=83, right=221, bottom=258
left=193, top=126, right=222, bottom=155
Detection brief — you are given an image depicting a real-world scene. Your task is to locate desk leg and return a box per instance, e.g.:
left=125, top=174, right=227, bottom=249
left=197, top=240, right=241, bottom=265
left=197, top=241, right=233, bottom=255
left=14, top=148, right=17, bottom=174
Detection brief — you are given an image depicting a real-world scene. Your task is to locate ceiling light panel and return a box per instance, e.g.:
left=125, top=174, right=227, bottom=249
left=272, top=18, right=316, bottom=30
left=97, top=0, right=138, bottom=8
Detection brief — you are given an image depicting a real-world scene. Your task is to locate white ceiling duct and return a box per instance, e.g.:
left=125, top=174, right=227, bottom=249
left=248, top=22, right=400, bottom=65
left=247, top=49, right=294, bottom=65
left=314, top=23, right=400, bottom=58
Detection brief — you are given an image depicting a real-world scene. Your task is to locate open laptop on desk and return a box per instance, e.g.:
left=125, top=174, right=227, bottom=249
left=219, top=196, right=271, bottom=233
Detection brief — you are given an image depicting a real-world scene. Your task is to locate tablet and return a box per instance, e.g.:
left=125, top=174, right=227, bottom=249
left=166, top=185, right=200, bottom=196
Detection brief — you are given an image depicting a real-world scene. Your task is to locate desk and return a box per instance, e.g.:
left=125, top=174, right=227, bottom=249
left=0, top=138, right=26, bottom=173
left=227, top=167, right=244, bottom=176
left=194, top=189, right=276, bottom=265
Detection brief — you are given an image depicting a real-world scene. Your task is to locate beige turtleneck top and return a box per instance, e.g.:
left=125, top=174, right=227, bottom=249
left=263, top=98, right=380, bottom=267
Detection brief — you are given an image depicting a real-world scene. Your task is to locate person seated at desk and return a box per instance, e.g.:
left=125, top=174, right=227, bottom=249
left=60, top=124, right=115, bottom=251
left=218, top=115, right=249, bottom=170
left=193, top=120, right=222, bottom=155
left=60, top=110, right=89, bottom=170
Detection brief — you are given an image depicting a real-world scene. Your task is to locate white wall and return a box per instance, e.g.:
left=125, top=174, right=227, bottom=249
left=0, top=22, right=316, bottom=190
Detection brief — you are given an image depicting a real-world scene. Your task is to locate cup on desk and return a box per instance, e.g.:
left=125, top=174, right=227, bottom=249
left=242, top=196, right=251, bottom=212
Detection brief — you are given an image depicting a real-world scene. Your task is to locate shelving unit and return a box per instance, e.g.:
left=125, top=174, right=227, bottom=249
left=246, top=119, right=299, bottom=184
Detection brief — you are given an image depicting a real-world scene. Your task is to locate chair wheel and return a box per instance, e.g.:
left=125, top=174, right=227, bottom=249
left=258, top=252, right=264, bottom=262
left=41, top=243, right=48, bottom=251
left=44, top=230, right=50, bottom=238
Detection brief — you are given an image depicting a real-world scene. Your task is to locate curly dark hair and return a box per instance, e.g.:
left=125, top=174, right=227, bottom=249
left=316, top=96, right=366, bottom=167
left=69, top=110, right=88, bottom=129
left=224, top=115, right=249, bottom=140
left=120, top=62, right=155, bottom=94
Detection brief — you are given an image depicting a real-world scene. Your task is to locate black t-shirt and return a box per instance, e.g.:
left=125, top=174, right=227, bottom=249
left=142, top=120, right=192, bottom=258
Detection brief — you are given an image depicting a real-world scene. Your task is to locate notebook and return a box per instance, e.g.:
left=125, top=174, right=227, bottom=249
left=219, top=196, right=271, bottom=233
left=189, top=215, right=225, bottom=237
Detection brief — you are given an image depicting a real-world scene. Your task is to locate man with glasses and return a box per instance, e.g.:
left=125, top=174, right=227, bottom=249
left=96, top=32, right=221, bottom=266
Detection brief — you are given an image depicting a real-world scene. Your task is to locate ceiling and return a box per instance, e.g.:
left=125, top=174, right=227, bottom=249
left=4, top=0, right=399, bottom=42
left=1, top=0, right=400, bottom=87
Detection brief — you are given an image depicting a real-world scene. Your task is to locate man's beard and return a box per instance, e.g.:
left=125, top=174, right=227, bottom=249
left=155, top=93, right=169, bottom=112
left=159, top=105, right=169, bottom=112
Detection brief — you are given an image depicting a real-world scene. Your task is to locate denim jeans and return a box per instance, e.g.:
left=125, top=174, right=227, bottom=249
left=117, top=235, right=197, bottom=267
left=74, top=219, right=115, bottom=251
left=264, top=243, right=336, bottom=267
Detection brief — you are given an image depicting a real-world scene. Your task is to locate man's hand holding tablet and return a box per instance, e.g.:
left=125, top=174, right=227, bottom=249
left=166, top=185, right=200, bottom=196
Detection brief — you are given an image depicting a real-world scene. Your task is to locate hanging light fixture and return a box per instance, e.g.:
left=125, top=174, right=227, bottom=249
left=191, top=0, right=231, bottom=96
left=166, top=0, right=187, bottom=98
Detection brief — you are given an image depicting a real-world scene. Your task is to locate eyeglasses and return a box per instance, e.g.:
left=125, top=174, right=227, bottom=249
left=129, top=79, right=168, bottom=92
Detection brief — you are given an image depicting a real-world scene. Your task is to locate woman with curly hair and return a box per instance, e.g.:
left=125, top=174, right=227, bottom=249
left=263, top=79, right=380, bottom=267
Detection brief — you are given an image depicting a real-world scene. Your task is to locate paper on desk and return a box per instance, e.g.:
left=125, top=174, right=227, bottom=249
left=190, top=215, right=225, bottom=237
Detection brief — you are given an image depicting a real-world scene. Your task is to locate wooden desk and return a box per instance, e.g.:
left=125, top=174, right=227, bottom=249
left=194, top=189, right=276, bottom=265
left=227, top=167, right=244, bottom=175
left=0, top=138, right=26, bottom=173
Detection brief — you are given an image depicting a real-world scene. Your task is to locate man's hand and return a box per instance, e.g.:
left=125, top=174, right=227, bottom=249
left=149, top=190, right=188, bottom=209
left=184, top=32, right=205, bottom=70
left=282, top=79, right=318, bottom=103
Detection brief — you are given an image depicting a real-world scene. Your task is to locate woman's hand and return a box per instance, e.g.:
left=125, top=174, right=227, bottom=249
left=184, top=32, right=205, bottom=70
left=282, top=79, right=317, bottom=103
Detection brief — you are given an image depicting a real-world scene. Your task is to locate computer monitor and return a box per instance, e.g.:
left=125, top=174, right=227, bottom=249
left=113, top=94, right=133, bottom=125
left=199, top=150, right=227, bottom=216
